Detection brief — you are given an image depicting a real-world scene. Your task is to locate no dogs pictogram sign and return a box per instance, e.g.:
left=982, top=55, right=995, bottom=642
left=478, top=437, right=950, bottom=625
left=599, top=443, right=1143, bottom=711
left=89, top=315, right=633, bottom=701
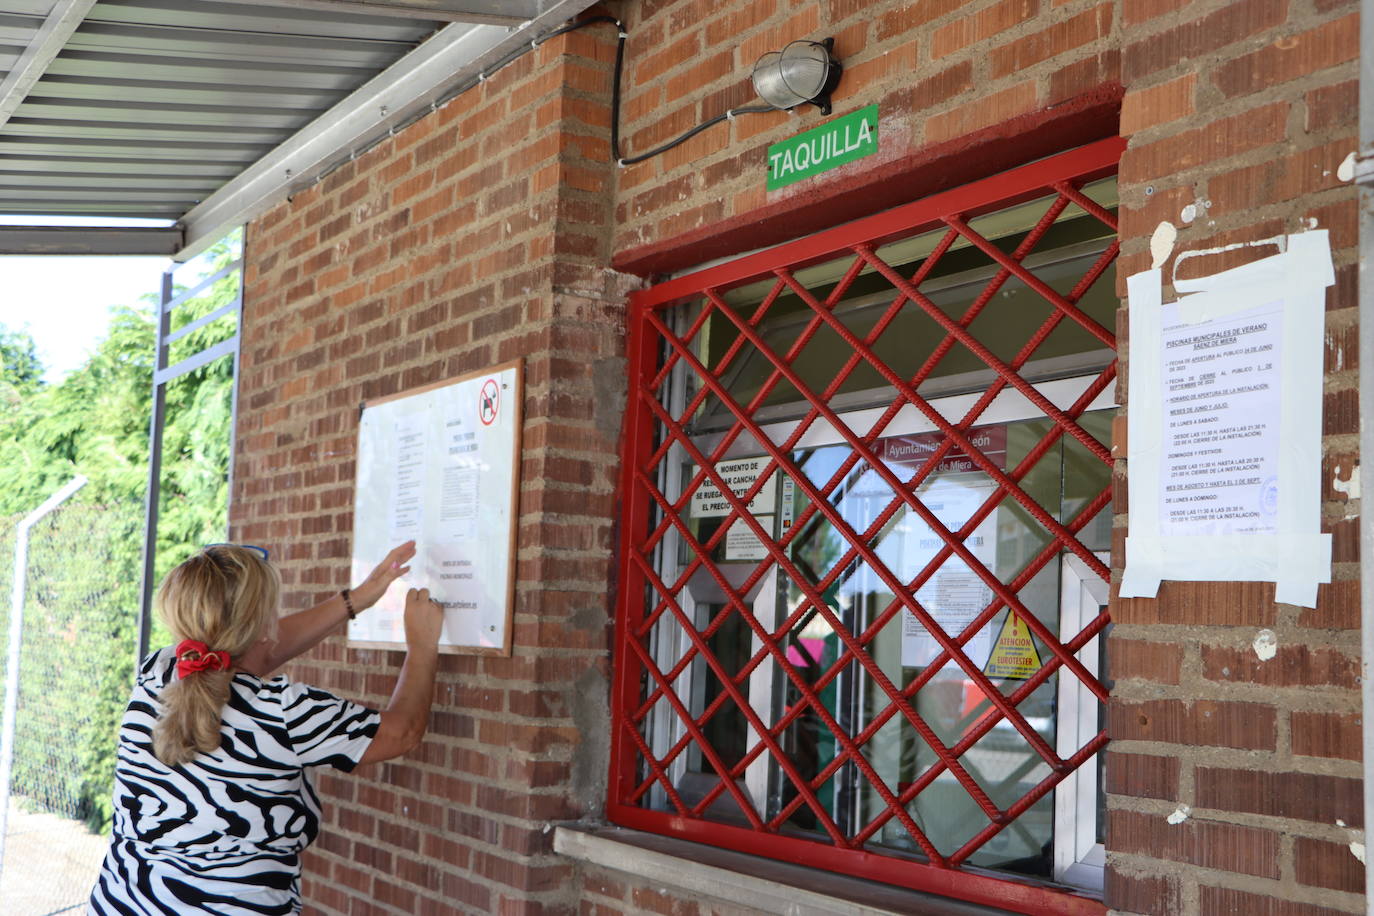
left=478, top=378, right=500, bottom=425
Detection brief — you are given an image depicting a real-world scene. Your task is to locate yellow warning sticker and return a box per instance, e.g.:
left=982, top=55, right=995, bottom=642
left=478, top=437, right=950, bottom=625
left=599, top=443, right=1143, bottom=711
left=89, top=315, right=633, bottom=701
left=983, top=613, right=1042, bottom=680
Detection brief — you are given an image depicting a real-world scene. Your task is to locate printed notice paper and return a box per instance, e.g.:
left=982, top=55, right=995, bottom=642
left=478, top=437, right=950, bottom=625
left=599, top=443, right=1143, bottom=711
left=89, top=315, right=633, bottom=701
left=1159, top=300, right=1283, bottom=537
left=897, top=475, right=998, bottom=669
left=854, top=427, right=1006, bottom=668
left=1121, top=232, right=1334, bottom=607
left=350, top=361, right=522, bottom=654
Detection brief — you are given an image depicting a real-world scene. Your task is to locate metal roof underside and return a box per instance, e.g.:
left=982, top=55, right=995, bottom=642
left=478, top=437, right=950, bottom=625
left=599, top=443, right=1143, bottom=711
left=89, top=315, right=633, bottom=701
left=0, top=0, right=599, bottom=258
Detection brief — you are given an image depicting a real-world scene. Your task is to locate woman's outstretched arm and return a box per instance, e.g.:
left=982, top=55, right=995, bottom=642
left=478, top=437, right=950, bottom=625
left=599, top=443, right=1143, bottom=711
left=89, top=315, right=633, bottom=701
left=358, top=586, right=442, bottom=764
left=238, top=541, right=416, bottom=676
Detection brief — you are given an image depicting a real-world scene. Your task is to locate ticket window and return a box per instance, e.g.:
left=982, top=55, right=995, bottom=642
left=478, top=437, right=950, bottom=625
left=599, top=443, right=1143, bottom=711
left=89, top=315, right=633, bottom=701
left=634, top=171, right=1117, bottom=890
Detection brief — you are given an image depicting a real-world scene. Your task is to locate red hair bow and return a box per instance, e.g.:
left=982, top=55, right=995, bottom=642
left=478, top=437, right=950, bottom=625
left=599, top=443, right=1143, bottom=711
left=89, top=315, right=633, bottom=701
left=175, top=639, right=231, bottom=678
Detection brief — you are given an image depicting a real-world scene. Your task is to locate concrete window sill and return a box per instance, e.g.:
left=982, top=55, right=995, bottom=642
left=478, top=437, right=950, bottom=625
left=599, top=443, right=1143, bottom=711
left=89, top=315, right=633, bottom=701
left=553, top=825, right=1014, bottom=916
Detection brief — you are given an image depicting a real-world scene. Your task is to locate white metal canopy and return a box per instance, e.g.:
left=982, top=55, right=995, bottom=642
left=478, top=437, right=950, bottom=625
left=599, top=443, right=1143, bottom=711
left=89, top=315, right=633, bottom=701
left=0, top=0, right=599, bottom=259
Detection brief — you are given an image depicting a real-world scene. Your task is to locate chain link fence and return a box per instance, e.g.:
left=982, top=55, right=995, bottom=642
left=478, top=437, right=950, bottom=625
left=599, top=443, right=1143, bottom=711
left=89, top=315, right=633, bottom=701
left=0, top=497, right=141, bottom=915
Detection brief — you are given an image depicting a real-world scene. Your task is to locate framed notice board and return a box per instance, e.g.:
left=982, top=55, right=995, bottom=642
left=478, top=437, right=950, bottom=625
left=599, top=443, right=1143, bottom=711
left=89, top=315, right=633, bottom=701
left=348, top=359, right=522, bottom=655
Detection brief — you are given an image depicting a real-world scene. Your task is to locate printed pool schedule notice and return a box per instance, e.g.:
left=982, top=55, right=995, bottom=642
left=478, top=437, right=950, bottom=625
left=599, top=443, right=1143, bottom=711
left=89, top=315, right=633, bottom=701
left=1158, top=300, right=1283, bottom=537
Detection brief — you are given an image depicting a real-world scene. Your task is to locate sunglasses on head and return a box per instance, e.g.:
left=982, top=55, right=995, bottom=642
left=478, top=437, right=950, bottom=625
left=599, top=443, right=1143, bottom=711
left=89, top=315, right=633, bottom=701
left=205, top=543, right=270, bottom=561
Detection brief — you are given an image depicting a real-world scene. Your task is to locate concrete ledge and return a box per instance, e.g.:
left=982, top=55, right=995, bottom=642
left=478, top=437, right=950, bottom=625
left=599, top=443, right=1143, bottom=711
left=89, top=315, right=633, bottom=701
left=554, top=825, right=1011, bottom=916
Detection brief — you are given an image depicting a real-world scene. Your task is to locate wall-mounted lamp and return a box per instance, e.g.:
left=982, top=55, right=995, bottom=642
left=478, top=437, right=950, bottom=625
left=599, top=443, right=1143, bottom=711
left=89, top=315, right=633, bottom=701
left=751, top=38, right=842, bottom=115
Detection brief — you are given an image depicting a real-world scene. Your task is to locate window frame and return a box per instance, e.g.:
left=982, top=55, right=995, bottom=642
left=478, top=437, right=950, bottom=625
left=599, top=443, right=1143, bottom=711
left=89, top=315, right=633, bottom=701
left=609, top=139, right=1124, bottom=916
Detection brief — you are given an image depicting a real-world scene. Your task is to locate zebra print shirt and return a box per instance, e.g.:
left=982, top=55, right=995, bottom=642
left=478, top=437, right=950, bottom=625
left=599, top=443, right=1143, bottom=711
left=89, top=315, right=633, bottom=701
left=88, top=647, right=380, bottom=915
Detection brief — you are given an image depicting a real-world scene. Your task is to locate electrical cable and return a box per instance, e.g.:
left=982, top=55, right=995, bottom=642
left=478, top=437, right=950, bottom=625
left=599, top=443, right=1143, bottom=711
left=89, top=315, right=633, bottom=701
left=316, top=13, right=775, bottom=186
left=519, top=14, right=777, bottom=167
left=617, top=105, right=775, bottom=166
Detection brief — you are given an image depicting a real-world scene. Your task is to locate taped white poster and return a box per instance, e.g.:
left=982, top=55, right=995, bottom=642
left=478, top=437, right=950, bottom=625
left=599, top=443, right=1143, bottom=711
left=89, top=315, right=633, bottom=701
left=899, top=475, right=998, bottom=669
left=1121, top=232, right=1333, bottom=607
left=873, top=428, right=1006, bottom=668
left=350, top=361, right=522, bottom=654
left=1159, top=300, right=1283, bottom=536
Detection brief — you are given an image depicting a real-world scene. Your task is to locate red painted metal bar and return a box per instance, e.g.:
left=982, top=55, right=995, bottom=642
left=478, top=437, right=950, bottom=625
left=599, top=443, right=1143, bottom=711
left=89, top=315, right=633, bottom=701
left=638, top=393, right=950, bottom=854
left=944, top=215, right=1116, bottom=350
left=609, top=303, right=665, bottom=807
left=740, top=479, right=1108, bottom=831
left=772, top=461, right=1114, bottom=837
left=610, top=140, right=1122, bottom=912
left=890, top=198, right=1111, bottom=499
left=632, top=346, right=1115, bottom=796
left=849, top=488, right=1115, bottom=846
left=619, top=710, right=691, bottom=816
left=637, top=254, right=868, bottom=570
left=736, top=365, right=1113, bottom=826
left=628, top=243, right=958, bottom=721
left=855, top=247, right=1111, bottom=467
left=901, top=193, right=1074, bottom=407
left=649, top=356, right=1115, bottom=837
left=686, top=294, right=1066, bottom=765
left=628, top=461, right=933, bottom=844
left=641, top=276, right=785, bottom=481
left=629, top=475, right=852, bottom=841
left=620, top=612, right=770, bottom=832
left=630, top=216, right=959, bottom=674
left=670, top=214, right=1082, bottom=706
left=950, top=730, right=1110, bottom=867
left=628, top=255, right=873, bottom=711
left=818, top=252, right=1111, bottom=580
left=1053, top=180, right=1119, bottom=231
left=644, top=311, right=1061, bottom=786
left=631, top=137, right=1125, bottom=310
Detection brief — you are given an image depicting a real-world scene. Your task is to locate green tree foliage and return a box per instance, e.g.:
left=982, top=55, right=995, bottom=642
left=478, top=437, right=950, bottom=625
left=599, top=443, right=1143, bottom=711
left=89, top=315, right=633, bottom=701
left=0, top=235, right=239, bottom=832
left=0, top=325, right=42, bottom=390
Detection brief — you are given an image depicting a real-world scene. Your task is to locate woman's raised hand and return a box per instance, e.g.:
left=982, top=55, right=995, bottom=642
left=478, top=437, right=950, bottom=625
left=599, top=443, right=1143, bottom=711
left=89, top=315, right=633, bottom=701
left=350, top=541, right=417, bottom=610
left=403, top=587, right=444, bottom=649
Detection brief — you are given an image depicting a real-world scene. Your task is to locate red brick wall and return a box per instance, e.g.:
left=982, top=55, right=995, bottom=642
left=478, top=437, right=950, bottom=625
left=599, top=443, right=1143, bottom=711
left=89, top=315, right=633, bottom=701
left=1108, top=0, right=1363, bottom=913
left=230, top=0, right=1365, bottom=913
left=235, top=22, right=635, bottom=914
left=612, top=0, right=1122, bottom=276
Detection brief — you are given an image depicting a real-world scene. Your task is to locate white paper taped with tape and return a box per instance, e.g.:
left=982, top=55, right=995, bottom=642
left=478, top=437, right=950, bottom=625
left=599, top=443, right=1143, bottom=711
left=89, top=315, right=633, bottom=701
left=1120, top=231, right=1333, bottom=607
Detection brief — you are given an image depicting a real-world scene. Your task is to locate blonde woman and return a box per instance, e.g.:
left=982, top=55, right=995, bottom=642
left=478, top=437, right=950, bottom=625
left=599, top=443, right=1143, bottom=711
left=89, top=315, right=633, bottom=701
left=87, top=542, right=441, bottom=915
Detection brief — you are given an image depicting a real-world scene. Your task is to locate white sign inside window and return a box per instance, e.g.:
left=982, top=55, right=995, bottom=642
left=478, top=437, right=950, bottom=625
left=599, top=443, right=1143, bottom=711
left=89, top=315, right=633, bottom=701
left=898, top=476, right=998, bottom=669
left=724, top=516, right=772, bottom=562
left=689, top=456, right=777, bottom=517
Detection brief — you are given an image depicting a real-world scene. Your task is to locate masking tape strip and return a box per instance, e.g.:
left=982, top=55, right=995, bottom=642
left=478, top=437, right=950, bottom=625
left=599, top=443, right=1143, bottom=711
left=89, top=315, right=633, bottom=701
left=1121, top=232, right=1334, bottom=608
left=1121, top=268, right=1164, bottom=598
left=1119, top=534, right=1162, bottom=598
left=1274, top=232, right=1331, bottom=606
left=1123, top=534, right=1331, bottom=581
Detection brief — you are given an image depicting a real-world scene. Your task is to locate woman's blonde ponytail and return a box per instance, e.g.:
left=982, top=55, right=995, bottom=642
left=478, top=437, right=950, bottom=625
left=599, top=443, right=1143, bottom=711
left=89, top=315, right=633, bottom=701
left=151, top=546, right=279, bottom=767
left=152, top=670, right=235, bottom=766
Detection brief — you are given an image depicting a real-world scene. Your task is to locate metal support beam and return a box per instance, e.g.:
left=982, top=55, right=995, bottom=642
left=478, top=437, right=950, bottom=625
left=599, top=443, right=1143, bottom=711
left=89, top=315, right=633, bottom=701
left=1357, top=0, right=1373, bottom=905
left=0, top=226, right=183, bottom=256
left=135, top=253, right=244, bottom=662
left=213, top=0, right=541, bottom=25
left=136, top=269, right=174, bottom=664
left=0, top=0, right=99, bottom=131
left=175, top=0, right=600, bottom=262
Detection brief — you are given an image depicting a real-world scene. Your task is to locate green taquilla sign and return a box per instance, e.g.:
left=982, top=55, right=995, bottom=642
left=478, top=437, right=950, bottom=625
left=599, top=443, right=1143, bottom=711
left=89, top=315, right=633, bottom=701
left=766, top=104, right=878, bottom=191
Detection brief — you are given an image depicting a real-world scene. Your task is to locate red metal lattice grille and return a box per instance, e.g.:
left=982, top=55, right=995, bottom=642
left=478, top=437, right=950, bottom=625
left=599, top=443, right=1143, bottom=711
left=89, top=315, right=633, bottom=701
left=610, top=139, right=1123, bottom=915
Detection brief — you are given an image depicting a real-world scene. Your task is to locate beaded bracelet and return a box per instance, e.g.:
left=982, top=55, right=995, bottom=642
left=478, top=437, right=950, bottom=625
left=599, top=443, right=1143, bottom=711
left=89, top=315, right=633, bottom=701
left=341, top=588, right=357, bottom=620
